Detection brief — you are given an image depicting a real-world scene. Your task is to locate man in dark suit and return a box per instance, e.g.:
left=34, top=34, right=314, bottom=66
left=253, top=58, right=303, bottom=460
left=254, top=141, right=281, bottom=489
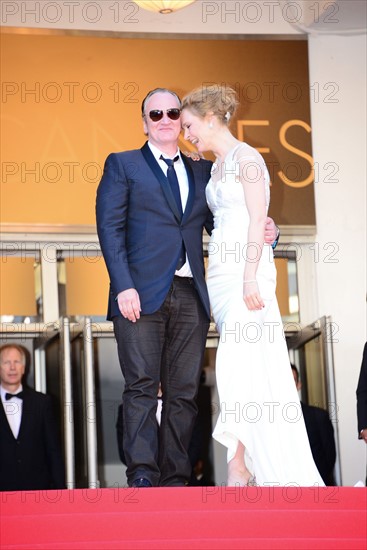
left=356, top=342, right=367, bottom=483
left=96, top=88, right=277, bottom=488
left=357, top=343, right=367, bottom=440
left=291, top=364, right=336, bottom=485
left=0, top=344, right=65, bottom=491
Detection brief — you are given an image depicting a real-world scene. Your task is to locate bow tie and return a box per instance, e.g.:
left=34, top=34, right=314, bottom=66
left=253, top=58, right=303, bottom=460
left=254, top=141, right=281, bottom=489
left=5, top=391, right=24, bottom=400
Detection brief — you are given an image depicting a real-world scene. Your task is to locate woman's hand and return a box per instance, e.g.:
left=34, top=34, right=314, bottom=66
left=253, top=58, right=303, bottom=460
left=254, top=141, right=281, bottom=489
left=264, top=217, right=278, bottom=245
left=182, top=150, right=204, bottom=161
left=243, top=280, right=265, bottom=310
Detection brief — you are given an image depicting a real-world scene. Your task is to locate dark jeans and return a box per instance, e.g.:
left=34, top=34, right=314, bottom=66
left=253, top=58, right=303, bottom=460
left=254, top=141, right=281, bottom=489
left=113, top=277, right=210, bottom=487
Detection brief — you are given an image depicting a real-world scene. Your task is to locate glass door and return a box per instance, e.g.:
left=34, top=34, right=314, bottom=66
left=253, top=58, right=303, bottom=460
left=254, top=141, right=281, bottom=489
left=286, top=316, right=341, bottom=485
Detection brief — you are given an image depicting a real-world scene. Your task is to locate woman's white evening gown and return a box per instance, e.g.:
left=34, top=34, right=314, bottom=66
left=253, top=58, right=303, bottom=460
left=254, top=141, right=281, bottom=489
left=206, top=143, right=324, bottom=486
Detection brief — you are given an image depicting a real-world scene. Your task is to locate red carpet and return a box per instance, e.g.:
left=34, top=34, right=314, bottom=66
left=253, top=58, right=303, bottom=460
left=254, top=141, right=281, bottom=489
left=1, top=487, right=366, bottom=549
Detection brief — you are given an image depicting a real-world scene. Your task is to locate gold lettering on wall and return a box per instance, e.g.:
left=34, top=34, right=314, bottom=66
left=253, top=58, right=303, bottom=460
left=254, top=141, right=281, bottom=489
left=1, top=34, right=315, bottom=226
left=237, top=120, right=270, bottom=154
left=278, top=120, right=314, bottom=188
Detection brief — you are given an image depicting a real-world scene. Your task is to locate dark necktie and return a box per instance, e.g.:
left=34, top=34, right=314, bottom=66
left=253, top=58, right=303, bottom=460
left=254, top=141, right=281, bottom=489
left=160, top=155, right=183, bottom=216
left=160, top=155, right=186, bottom=270
left=5, top=391, right=24, bottom=400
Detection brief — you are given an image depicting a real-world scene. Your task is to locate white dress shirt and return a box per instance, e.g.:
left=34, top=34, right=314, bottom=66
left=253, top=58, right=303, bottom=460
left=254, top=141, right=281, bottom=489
left=148, top=141, right=193, bottom=277
left=0, top=384, right=23, bottom=439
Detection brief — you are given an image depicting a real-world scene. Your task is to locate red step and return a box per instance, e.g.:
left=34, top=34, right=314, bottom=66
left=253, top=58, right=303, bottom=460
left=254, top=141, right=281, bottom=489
left=1, top=487, right=366, bottom=549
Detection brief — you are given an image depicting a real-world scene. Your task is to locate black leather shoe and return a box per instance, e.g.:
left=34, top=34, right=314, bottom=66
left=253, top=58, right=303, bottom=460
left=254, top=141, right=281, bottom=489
left=131, top=478, right=152, bottom=488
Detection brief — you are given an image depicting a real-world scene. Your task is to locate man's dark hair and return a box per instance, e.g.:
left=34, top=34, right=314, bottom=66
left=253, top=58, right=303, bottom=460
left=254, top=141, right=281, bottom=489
left=141, top=88, right=182, bottom=116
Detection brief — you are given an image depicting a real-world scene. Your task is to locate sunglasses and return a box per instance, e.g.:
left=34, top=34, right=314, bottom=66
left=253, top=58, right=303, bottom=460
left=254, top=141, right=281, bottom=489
left=147, top=108, right=181, bottom=122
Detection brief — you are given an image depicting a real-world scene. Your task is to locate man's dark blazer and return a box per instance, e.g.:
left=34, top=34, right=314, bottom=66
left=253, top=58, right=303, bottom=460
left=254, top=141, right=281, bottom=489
left=96, top=142, right=213, bottom=320
left=356, top=342, right=367, bottom=436
left=0, top=387, right=65, bottom=491
left=301, top=402, right=336, bottom=486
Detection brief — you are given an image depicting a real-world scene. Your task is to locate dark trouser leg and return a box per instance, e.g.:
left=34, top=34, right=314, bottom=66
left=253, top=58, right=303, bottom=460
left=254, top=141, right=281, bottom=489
left=159, top=277, right=210, bottom=487
left=113, top=313, right=165, bottom=487
left=113, top=278, right=209, bottom=487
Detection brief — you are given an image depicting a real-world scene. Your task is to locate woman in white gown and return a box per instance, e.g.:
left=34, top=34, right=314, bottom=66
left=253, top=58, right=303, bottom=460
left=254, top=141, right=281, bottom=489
left=181, top=85, right=324, bottom=487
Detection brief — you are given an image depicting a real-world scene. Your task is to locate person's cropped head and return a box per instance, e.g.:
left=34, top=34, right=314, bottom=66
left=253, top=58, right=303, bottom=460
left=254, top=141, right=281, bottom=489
left=291, top=364, right=302, bottom=391
left=181, top=84, right=239, bottom=153
left=0, top=344, right=26, bottom=391
left=141, top=88, right=182, bottom=150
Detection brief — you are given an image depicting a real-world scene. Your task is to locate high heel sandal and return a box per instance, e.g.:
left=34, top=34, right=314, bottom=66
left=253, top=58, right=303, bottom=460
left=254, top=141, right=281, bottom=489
left=246, top=475, right=258, bottom=487
left=227, top=472, right=257, bottom=487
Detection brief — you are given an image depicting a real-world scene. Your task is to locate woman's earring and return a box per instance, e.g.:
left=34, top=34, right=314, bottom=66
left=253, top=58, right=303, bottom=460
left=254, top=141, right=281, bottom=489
left=209, top=121, right=213, bottom=129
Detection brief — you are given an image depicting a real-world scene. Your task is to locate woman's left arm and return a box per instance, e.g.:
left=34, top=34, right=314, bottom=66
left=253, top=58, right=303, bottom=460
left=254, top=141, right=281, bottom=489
left=240, top=158, right=267, bottom=310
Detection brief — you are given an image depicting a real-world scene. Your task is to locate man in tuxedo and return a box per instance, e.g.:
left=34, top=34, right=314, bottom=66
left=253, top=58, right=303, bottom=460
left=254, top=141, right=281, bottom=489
left=356, top=342, right=367, bottom=483
left=96, top=88, right=277, bottom=488
left=291, top=364, right=336, bottom=485
left=0, top=344, right=65, bottom=491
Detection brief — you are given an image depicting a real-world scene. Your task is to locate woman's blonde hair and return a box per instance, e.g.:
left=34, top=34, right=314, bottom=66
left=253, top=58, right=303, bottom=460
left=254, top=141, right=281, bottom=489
left=182, top=84, right=239, bottom=124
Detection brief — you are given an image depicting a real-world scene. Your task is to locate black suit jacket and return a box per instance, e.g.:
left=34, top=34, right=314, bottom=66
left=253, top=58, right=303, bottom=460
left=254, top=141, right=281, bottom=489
left=356, top=342, right=367, bottom=435
left=96, top=142, right=213, bottom=320
left=301, top=402, right=336, bottom=486
left=0, top=387, right=65, bottom=491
